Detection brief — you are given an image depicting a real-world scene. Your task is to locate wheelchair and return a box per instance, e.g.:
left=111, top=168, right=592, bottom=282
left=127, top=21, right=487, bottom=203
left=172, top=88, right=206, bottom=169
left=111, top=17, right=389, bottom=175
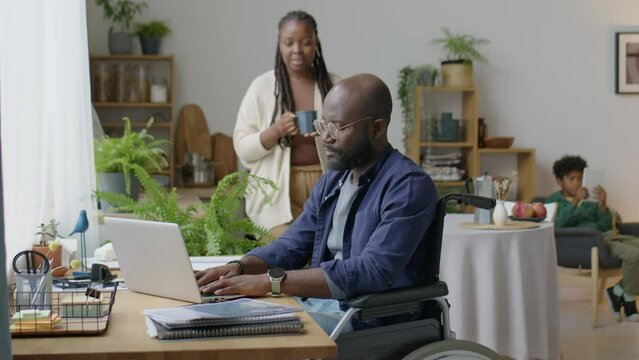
left=330, top=193, right=502, bottom=360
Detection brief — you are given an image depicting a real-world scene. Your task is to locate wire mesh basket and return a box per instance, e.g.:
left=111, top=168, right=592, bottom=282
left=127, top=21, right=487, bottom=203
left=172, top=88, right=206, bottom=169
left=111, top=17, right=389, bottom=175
left=8, top=283, right=118, bottom=337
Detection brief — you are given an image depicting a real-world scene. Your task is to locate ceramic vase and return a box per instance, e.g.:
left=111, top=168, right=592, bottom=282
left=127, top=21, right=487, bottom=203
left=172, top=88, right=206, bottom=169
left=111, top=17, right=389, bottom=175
left=493, top=200, right=508, bottom=226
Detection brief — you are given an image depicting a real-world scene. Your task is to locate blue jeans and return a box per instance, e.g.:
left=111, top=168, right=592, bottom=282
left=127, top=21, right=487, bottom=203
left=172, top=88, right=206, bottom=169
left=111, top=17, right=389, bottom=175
left=295, top=297, right=354, bottom=335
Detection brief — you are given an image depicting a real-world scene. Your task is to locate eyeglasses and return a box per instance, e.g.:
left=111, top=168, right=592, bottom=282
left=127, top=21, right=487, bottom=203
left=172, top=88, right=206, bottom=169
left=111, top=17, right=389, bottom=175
left=313, top=116, right=376, bottom=140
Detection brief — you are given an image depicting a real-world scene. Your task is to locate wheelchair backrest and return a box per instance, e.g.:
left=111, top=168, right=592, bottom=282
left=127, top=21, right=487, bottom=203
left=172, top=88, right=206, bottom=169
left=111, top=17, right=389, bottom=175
left=424, top=193, right=495, bottom=285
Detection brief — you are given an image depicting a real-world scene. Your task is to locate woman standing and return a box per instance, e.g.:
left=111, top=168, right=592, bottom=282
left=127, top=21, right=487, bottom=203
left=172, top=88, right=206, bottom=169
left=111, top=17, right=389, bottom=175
left=234, top=10, right=339, bottom=238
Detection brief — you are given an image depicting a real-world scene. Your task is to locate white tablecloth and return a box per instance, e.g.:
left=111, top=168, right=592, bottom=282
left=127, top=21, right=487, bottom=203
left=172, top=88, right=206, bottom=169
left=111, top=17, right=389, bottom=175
left=440, top=214, right=560, bottom=360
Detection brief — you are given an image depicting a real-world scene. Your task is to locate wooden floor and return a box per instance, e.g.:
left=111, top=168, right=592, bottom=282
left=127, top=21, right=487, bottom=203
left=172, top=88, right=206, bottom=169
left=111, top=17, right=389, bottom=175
left=559, top=272, right=639, bottom=360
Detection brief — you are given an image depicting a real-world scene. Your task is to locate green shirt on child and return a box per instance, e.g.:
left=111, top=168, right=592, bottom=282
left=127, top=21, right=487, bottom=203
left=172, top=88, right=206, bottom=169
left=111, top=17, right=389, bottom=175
left=546, top=191, right=612, bottom=233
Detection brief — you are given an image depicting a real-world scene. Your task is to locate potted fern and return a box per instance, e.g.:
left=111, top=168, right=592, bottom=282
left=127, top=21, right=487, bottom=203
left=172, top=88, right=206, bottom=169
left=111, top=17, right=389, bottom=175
left=135, top=20, right=171, bottom=55
left=96, top=0, right=147, bottom=54
left=432, top=27, right=489, bottom=87
left=94, top=117, right=168, bottom=210
left=96, top=167, right=276, bottom=255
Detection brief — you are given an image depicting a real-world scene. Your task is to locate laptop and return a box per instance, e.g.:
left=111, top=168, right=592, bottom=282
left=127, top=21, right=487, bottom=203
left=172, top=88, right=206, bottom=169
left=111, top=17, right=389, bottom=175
left=104, top=217, right=243, bottom=303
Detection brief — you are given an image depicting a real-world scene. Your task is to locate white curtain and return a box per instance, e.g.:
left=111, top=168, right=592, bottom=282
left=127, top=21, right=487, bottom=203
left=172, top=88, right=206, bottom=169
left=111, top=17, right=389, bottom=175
left=0, top=1, right=98, bottom=272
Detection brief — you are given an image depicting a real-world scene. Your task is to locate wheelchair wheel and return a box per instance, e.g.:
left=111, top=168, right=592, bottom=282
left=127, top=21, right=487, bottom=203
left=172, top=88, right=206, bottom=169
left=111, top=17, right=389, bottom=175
left=402, top=339, right=502, bottom=360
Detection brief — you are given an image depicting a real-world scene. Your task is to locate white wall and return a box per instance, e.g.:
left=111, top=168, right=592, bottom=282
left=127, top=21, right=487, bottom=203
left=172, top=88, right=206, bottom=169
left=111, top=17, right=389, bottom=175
left=86, top=0, right=639, bottom=220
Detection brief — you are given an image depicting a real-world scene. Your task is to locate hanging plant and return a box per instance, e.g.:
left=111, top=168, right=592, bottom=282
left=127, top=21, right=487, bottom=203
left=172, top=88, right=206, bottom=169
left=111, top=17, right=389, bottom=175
left=398, top=66, right=417, bottom=152
left=397, top=64, right=439, bottom=153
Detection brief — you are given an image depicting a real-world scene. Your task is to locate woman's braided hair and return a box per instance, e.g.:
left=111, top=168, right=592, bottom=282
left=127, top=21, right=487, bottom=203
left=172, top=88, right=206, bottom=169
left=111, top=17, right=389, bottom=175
left=273, top=10, right=333, bottom=146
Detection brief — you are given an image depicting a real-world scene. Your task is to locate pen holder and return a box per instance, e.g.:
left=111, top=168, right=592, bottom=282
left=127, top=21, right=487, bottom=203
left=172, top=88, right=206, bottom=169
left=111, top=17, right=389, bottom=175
left=15, top=272, right=52, bottom=310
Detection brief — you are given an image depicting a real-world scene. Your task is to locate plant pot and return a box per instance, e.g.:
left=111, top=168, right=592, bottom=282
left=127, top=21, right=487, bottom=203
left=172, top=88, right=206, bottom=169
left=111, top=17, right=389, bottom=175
left=416, top=68, right=438, bottom=86
left=32, top=244, right=63, bottom=269
left=139, top=36, right=162, bottom=55
left=109, top=31, right=133, bottom=55
left=97, top=172, right=140, bottom=212
left=441, top=60, right=474, bottom=87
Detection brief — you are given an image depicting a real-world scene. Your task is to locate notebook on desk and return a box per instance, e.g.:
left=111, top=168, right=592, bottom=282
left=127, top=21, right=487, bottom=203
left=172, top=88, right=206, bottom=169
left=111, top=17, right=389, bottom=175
left=143, top=298, right=303, bottom=340
left=104, top=217, right=243, bottom=303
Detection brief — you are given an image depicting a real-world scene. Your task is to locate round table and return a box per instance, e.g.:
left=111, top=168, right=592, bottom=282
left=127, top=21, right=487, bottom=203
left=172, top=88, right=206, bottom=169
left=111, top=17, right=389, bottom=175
left=440, top=214, right=560, bottom=360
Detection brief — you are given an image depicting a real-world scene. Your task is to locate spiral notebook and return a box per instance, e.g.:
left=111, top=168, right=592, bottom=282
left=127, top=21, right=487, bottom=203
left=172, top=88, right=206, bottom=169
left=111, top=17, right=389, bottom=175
left=148, top=317, right=304, bottom=340
left=144, top=298, right=304, bottom=340
left=143, top=298, right=299, bottom=325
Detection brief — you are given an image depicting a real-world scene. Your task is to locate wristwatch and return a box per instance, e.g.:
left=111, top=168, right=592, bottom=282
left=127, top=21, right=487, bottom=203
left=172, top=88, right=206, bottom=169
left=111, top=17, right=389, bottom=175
left=267, top=267, right=286, bottom=297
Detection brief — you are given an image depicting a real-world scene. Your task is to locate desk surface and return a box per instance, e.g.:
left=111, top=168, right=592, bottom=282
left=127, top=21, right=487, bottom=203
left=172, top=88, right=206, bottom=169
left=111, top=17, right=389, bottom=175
left=12, top=290, right=337, bottom=360
left=441, top=214, right=560, bottom=360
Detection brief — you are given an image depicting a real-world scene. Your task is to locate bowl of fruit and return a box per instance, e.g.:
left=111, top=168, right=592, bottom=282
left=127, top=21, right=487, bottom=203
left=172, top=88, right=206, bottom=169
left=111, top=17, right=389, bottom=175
left=509, top=201, right=547, bottom=222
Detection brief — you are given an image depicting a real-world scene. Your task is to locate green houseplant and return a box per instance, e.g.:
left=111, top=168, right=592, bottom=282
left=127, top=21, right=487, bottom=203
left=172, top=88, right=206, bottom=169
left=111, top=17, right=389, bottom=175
left=96, top=0, right=148, bottom=54
left=94, top=117, right=168, bottom=208
left=36, top=219, right=63, bottom=246
left=432, top=27, right=489, bottom=87
left=135, top=20, right=171, bottom=55
left=96, top=167, right=277, bottom=255
left=33, top=219, right=64, bottom=269
left=398, top=64, right=438, bottom=153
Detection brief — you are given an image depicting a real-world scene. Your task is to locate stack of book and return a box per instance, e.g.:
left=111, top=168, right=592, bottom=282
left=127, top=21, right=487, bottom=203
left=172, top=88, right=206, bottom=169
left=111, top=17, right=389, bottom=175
left=421, top=150, right=465, bottom=181
left=143, top=298, right=304, bottom=340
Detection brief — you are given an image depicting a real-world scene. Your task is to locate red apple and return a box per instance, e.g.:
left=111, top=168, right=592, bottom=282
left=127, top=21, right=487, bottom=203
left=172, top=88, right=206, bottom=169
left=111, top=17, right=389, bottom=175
left=512, top=201, right=534, bottom=218
left=531, top=202, right=547, bottom=218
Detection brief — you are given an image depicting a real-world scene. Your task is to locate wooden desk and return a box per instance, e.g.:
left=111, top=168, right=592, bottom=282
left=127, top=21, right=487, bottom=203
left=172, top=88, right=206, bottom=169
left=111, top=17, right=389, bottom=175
left=11, top=291, right=337, bottom=360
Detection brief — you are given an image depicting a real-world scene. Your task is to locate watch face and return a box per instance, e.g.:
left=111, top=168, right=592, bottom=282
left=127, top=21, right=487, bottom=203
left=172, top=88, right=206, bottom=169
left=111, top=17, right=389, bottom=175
left=268, top=267, right=286, bottom=279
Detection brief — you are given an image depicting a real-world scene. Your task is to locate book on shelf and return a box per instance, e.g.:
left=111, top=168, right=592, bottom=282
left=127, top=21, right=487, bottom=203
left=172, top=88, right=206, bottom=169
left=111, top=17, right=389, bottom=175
left=421, top=149, right=465, bottom=181
left=143, top=298, right=304, bottom=340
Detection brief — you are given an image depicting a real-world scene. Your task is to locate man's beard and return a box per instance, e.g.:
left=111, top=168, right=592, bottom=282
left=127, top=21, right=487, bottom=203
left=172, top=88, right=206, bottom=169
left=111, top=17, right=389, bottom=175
left=326, top=135, right=373, bottom=171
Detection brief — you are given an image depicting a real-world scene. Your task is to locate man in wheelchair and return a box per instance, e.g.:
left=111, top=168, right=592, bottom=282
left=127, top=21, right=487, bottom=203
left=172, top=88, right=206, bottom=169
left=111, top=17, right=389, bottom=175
left=196, top=73, right=500, bottom=359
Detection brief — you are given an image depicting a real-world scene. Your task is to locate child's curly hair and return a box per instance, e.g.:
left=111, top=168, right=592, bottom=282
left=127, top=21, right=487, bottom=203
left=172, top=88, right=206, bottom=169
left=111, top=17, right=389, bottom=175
left=552, top=155, right=588, bottom=179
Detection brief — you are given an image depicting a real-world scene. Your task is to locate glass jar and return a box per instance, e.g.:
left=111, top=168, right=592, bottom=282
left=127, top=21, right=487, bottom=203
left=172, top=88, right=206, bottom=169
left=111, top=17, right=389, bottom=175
left=150, top=77, right=168, bottom=103
left=130, top=64, right=149, bottom=102
left=113, top=63, right=128, bottom=103
left=93, top=62, right=113, bottom=102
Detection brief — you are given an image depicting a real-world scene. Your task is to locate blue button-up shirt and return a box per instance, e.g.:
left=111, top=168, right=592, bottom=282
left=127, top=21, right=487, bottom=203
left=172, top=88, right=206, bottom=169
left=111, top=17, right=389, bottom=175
left=247, top=146, right=437, bottom=302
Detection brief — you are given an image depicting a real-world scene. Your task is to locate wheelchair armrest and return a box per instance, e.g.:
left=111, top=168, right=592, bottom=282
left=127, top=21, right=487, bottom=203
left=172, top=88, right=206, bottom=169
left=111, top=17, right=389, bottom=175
left=346, top=281, right=448, bottom=309
left=619, top=222, right=639, bottom=237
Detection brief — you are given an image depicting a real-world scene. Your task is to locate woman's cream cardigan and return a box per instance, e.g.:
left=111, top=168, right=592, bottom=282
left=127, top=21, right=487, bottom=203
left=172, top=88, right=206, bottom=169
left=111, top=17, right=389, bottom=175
left=234, top=70, right=340, bottom=230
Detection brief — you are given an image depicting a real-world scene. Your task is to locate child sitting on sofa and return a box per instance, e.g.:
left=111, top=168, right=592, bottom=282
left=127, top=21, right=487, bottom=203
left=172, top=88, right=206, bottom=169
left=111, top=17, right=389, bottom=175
left=548, top=155, right=639, bottom=322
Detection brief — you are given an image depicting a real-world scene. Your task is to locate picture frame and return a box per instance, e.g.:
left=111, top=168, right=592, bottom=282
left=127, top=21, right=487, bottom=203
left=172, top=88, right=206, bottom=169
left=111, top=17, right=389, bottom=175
left=615, top=32, right=639, bottom=94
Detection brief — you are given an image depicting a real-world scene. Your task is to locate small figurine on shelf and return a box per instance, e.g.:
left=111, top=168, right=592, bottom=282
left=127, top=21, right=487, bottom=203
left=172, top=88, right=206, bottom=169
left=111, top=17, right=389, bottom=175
left=68, top=210, right=89, bottom=273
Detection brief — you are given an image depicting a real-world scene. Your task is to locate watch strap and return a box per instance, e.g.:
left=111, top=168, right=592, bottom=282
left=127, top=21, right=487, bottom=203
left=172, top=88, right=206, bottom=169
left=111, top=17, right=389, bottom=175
left=268, top=267, right=286, bottom=297
left=271, top=279, right=282, bottom=297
